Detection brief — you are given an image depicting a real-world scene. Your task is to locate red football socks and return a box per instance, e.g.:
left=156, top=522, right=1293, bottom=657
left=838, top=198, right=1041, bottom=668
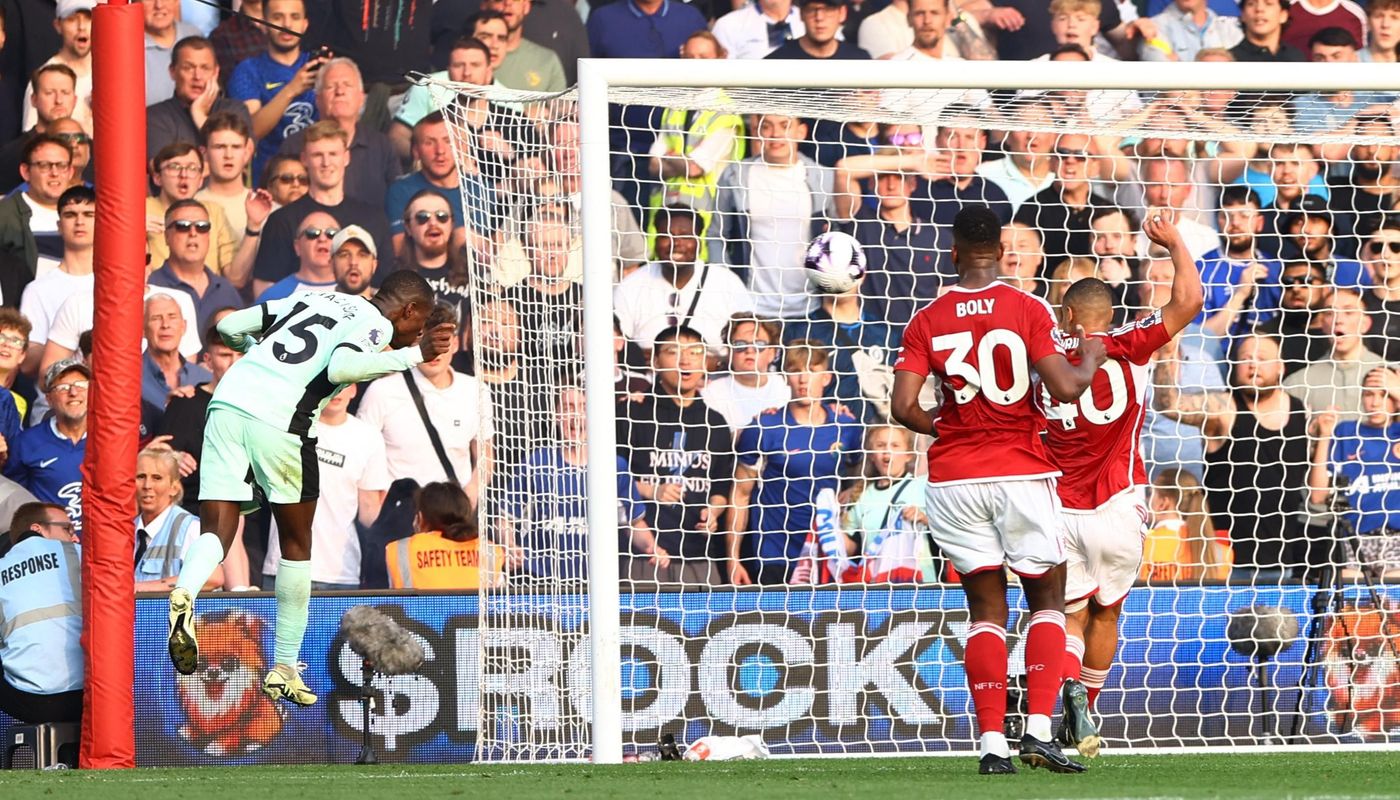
left=1026, top=610, right=1067, bottom=719
left=965, top=622, right=1008, bottom=735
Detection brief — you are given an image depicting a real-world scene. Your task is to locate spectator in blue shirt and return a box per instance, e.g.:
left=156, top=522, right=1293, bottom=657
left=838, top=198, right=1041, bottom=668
left=228, top=0, right=322, bottom=180
left=587, top=0, right=707, bottom=59
left=783, top=270, right=899, bottom=422
left=1196, top=185, right=1282, bottom=338
left=730, top=341, right=863, bottom=585
left=140, top=293, right=212, bottom=439
left=5, top=359, right=89, bottom=537
left=509, top=386, right=664, bottom=583
left=1310, top=369, right=1400, bottom=578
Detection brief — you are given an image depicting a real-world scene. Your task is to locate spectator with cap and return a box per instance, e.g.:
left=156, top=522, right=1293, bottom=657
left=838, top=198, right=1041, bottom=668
left=0, top=135, right=74, bottom=279
left=331, top=224, right=378, bottom=297
left=586, top=0, right=708, bottom=58
left=145, top=143, right=237, bottom=277
left=5, top=359, right=89, bottom=535
left=278, top=58, right=400, bottom=205
left=1292, top=29, right=1399, bottom=135
left=1360, top=0, right=1400, bottom=62
left=133, top=445, right=219, bottom=592
left=1260, top=260, right=1332, bottom=375
left=1281, top=0, right=1366, bottom=52
left=1259, top=142, right=1328, bottom=255
left=145, top=36, right=251, bottom=160
left=256, top=209, right=341, bottom=302
left=712, top=0, right=805, bottom=59
left=766, top=0, right=872, bottom=59
left=1285, top=289, right=1387, bottom=421
left=1138, top=0, right=1242, bottom=62
left=1230, top=0, right=1306, bottom=61
left=20, top=0, right=94, bottom=136
left=228, top=0, right=321, bottom=180
left=147, top=200, right=244, bottom=335
left=140, top=292, right=211, bottom=437
left=615, top=204, right=754, bottom=354
left=479, top=0, right=567, bottom=91
left=144, top=0, right=203, bottom=105
left=251, top=121, right=392, bottom=297
left=1278, top=196, right=1366, bottom=286
left=0, top=502, right=82, bottom=728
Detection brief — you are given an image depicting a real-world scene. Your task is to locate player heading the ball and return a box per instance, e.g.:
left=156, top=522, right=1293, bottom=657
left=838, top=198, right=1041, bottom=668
left=890, top=205, right=1106, bottom=775
left=166, top=270, right=454, bottom=707
left=1044, top=211, right=1203, bottom=757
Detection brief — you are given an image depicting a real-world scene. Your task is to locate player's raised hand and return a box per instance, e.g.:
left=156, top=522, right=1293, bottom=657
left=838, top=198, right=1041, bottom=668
left=1143, top=209, right=1183, bottom=250
left=1074, top=325, right=1108, bottom=367
left=417, top=322, right=456, bottom=362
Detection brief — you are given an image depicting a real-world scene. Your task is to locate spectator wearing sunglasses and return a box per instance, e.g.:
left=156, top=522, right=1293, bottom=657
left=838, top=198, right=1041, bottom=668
left=251, top=122, right=392, bottom=298
left=145, top=143, right=237, bottom=277
left=260, top=155, right=309, bottom=208
left=45, top=120, right=92, bottom=188
left=1362, top=223, right=1400, bottom=362
left=1259, top=260, right=1332, bottom=376
left=1012, top=132, right=1115, bottom=271
left=399, top=191, right=472, bottom=314
left=147, top=201, right=243, bottom=337
left=702, top=314, right=791, bottom=433
left=386, top=112, right=496, bottom=257
left=254, top=210, right=342, bottom=303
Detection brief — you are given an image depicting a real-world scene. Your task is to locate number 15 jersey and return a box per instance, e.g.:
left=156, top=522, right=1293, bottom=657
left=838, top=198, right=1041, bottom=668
left=1042, top=310, right=1171, bottom=511
left=210, top=293, right=395, bottom=438
left=894, top=282, right=1066, bottom=486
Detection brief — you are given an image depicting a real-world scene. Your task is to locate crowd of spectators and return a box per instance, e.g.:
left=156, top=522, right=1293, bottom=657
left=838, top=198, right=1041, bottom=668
left=0, top=0, right=1397, bottom=595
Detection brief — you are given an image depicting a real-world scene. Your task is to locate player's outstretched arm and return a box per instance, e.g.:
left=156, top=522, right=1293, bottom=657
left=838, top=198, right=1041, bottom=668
left=326, top=323, right=453, bottom=385
left=214, top=304, right=269, bottom=353
left=890, top=370, right=936, bottom=436
left=1036, top=329, right=1108, bottom=403
left=1144, top=210, right=1205, bottom=335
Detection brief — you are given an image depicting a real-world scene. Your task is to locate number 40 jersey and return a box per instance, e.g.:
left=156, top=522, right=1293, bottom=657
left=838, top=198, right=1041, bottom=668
left=210, top=293, right=398, bottom=438
left=1042, top=310, right=1172, bottom=511
left=894, top=281, right=1067, bottom=487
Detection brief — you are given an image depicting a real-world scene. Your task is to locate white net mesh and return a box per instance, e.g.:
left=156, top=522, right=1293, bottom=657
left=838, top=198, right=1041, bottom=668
left=426, top=73, right=1400, bottom=761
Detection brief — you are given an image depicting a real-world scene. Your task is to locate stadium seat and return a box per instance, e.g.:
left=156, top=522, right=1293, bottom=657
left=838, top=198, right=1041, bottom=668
left=1, top=722, right=79, bottom=770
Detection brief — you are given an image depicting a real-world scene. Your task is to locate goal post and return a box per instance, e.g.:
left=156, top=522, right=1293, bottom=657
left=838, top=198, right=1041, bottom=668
left=425, top=58, right=1400, bottom=764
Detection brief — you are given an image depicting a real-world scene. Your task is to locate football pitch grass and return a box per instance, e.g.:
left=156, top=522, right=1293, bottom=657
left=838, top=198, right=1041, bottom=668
left=3, top=752, right=1399, bottom=800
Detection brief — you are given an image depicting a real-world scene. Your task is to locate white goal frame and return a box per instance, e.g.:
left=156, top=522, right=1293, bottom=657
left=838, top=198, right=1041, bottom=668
left=576, top=59, right=1400, bottom=765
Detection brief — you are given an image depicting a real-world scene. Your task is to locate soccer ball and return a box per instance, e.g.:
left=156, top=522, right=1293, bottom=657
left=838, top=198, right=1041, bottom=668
left=804, top=231, right=867, bottom=294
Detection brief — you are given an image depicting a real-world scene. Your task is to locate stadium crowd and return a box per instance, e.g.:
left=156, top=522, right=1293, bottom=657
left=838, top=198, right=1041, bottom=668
left=0, top=0, right=1396, bottom=622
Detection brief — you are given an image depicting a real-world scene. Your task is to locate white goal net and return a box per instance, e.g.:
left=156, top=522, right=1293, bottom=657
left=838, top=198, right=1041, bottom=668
left=424, top=61, right=1400, bottom=762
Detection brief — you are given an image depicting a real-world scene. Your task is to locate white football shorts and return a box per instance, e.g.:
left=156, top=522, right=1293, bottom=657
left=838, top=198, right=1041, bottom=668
left=200, top=406, right=320, bottom=509
left=1063, top=486, right=1149, bottom=608
left=924, top=478, right=1068, bottom=578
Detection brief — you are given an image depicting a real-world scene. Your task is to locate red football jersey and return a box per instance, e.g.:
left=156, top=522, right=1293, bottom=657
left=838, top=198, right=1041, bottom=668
left=1043, top=310, right=1172, bottom=511
left=895, top=282, right=1066, bottom=486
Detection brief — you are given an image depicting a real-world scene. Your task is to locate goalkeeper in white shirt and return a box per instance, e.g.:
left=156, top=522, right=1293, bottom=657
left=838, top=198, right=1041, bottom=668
left=166, top=271, right=453, bottom=706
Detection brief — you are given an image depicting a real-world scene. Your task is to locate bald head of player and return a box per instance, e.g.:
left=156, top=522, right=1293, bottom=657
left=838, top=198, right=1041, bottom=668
left=370, top=269, right=437, bottom=348
left=1060, top=277, right=1115, bottom=335
left=951, top=205, right=1004, bottom=281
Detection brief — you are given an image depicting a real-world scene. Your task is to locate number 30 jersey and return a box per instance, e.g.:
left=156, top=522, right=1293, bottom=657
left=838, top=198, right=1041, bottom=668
left=210, top=293, right=396, bottom=438
left=1042, top=311, right=1172, bottom=511
left=894, top=282, right=1066, bottom=486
